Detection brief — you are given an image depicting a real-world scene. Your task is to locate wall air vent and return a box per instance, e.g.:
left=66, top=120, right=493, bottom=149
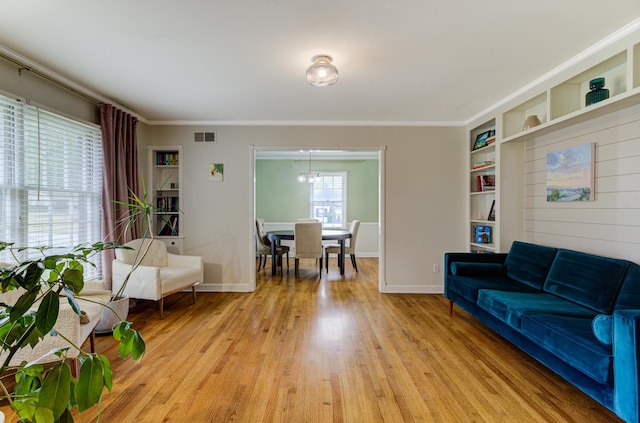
left=194, top=131, right=216, bottom=142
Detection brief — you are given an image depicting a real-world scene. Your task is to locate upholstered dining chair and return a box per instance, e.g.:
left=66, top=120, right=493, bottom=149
left=294, top=221, right=323, bottom=277
left=256, top=218, right=289, bottom=274
left=325, top=220, right=360, bottom=272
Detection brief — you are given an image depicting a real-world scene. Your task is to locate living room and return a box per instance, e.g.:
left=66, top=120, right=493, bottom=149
left=1, top=3, right=640, bottom=422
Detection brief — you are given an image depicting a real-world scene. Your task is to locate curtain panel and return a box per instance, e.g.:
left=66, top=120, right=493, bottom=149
left=101, top=103, right=139, bottom=287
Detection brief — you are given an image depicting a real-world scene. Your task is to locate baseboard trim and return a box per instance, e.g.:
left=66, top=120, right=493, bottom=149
left=382, top=285, right=444, bottom=294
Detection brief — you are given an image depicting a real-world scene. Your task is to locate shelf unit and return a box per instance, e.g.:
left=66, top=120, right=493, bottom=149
left=468, top=120, right=496, bottom=252
left=466, top=37, right=640, bottom=253
left=148, top=145, right=183, bottom=254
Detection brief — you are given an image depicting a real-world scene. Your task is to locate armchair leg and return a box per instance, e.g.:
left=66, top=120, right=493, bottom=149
left=89, top=331, right=96, bottom=353
left=449, top=300, right=454, bottom=316
left=159, top=297, right=164, bottom=319
left=192, top=285, right=197, bottom=304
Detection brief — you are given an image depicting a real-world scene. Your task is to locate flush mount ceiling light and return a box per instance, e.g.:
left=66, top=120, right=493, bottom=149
left=306, top=55, right=339, bottom=87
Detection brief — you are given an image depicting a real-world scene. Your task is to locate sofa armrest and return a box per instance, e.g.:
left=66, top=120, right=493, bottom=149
left=444, top=252, right=508, bottom=276
left=112, top=260, right=162, bottom=300
left=167, top=253, right=203, bottom=269
left=613, top=309, right=640, bottom=423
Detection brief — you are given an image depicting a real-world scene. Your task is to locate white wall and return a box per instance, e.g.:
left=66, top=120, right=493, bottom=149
left=144, top=125, right=466, bottom=293
left=523, top=103, right=640, bottom=262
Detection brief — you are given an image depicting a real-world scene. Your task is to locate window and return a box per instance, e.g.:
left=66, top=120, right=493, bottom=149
left=310, top=172, right=346, bottom=227
left=0, top=94, right=103, bottom=278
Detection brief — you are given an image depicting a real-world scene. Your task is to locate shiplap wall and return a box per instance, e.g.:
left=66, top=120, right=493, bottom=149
left=523, top=103, right=640, bottom=263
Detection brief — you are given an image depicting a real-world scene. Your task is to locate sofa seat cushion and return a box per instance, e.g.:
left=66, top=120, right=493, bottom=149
left=543, top=249, right=630, bottom=314
left=447, top=275, right=537, bottom=303
left=159, top=267, right=202, bottom=294
left=521, top=312, right=613, bottom=384
left=477, top=290, right=596, bottom=329
left=504, top=241, right=557, bottom=289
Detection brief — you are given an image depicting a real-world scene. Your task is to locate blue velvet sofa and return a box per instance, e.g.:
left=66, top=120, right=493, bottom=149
left=445, top=241, right=640, bottom=423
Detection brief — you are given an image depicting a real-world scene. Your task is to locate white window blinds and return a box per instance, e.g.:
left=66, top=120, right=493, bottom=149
left=0, top=94, right=103, bottom=278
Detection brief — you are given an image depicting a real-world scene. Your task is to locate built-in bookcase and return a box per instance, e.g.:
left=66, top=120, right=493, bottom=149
left=148, top=145, right=183, bottom=254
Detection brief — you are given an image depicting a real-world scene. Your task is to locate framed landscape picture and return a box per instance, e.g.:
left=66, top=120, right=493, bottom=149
left=546, top=143, right=594, bottom=202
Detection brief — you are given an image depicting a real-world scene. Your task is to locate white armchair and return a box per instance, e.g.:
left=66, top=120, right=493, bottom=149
left=111, top=238, right=203, bottom=319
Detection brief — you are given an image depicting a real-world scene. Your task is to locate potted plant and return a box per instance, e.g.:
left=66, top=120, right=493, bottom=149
left=0, top=240, right=146, bottom=422
left=95, top=184, right=156, bottom=333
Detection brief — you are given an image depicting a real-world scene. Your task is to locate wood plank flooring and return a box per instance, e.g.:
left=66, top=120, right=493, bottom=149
left=5, top=258, right=623, bottom=422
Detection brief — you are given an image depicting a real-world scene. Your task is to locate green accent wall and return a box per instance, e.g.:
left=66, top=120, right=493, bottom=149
left=256, top=159, right=379, bottom=223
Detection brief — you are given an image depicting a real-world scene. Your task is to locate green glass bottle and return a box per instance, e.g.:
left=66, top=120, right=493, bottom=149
left=585, top=77, right=609, bottom=106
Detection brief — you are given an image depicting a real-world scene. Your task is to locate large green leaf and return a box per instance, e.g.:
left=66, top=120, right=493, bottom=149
left=75, top=355, right=105, bottom=412
left=39, top=362, right=72, bottom=420
left=34, top=406, right=55, bottom=423
left=64, top=287, right=82, bottom=316
left=21, top=262, right=44, bottom=290
left=10, top=288, right=39, bottom=321
left=61, top=268, right=84, bottom=295
left=97, top=353, right=113, bottom=391
left=36, top=291, right=60, bottom=335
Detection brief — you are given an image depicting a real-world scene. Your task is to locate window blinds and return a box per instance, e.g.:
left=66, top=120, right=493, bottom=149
left=0, top=94, right=103, bottom=278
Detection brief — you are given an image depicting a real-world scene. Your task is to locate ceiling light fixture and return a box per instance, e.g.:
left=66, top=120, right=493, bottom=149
left=297, top=151, right=320, bottom=183
left=306, top=55, right=339, bottom=87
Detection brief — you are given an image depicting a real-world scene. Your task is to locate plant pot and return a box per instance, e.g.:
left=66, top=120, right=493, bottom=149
left=94, top=295, right=130, bottom=335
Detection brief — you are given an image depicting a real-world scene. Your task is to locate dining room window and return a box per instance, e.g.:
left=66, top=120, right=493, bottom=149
left=310, top=172, right=346, bottom=228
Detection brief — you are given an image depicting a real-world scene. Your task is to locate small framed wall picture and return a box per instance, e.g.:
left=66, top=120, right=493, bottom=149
left=208, top=163, right=224, bottom=182
left=488, top=200, right=496, bottom=221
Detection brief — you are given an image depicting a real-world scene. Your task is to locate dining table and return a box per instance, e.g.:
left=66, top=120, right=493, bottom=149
left=267, top=229, right=352, bottom=276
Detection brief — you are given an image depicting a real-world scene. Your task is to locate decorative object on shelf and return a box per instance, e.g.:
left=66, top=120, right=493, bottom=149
left=585, top=77, right=610, bottom=106
left=546, top=143, right=594, bottom=202
left=474, top=225, right=492, bottom=244
left=522, top=115, right=542, bottom=131
left=306, top=55, right=339, bottom=87
left=488, top=200, right=495, bottom=221
left=472, top=129, right=495, bottom=150
left=297, top=151, right=320, bottom=183
left=208, top=163, right=224, bottom=182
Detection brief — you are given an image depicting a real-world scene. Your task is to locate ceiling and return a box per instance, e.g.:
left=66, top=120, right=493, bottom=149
left=1, top=1, right=640, bottom=125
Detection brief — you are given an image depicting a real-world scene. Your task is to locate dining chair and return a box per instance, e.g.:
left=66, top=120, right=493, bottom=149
left=294, top=221, right=323, bottom=277
left=325, top=220, right=360, bottom=272
left=256, top=218, right=289, bottom=274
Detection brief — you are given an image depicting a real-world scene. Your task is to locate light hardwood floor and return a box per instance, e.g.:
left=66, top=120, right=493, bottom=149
left=12, top=258, right=623, bottom=422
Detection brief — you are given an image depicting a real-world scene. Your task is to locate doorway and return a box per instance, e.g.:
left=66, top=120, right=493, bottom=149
left=250, top=146, right=385, bottom=292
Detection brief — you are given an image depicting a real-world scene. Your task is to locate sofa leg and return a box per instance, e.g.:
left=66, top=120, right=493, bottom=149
left=449, top=300, right=454, bottom=316
left=89, top=331, right=96, bottom=353
left=159, top=298, right=164, bottom=319
left=192, top=285, right=197, bottom=304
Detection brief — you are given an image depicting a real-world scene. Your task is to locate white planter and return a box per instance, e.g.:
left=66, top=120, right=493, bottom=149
left=94, top=296, right=129, bottom=334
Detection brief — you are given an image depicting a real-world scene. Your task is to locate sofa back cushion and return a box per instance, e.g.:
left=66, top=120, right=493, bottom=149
left=116, top=238, right=168, bottom=268
left=613, top=263, right=640, bottom=311
left=543, top=249, right=630, bottom=313
left=504, top=241, right=557, bottom=289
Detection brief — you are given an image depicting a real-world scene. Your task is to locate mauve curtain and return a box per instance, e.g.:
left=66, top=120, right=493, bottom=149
left=101, top=103, right=140, bottom=288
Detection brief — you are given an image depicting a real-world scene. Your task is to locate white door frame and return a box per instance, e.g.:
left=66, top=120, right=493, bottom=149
left=249, top=145, right=386, bottom=292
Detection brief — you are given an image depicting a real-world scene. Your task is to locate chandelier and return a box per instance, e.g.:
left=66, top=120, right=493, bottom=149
left=297, top=151, right=320, bottom=183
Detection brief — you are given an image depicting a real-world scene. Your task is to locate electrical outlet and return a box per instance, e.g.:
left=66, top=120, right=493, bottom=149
left=433, top=264, right=439, bottom=273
